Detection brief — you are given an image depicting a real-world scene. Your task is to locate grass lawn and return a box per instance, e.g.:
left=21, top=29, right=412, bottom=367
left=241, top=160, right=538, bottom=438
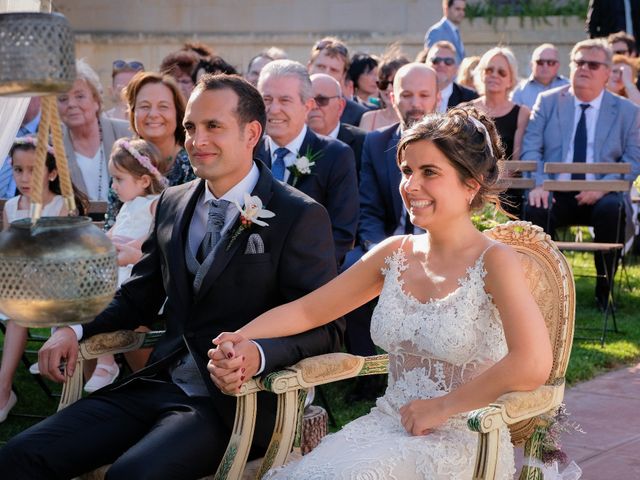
left=1, top=252, right=639, bottom=442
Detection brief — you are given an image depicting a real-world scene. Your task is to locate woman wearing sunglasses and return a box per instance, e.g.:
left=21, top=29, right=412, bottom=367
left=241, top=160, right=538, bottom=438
left=104, top=59, right=145, bottom=121
left=466, top=47, right=530, bottom=217
left=359, top=49, right=410, bottom=132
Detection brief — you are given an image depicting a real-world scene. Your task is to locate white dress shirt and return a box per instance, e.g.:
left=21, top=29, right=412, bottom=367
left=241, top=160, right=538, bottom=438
left=266, top=125, right=308, bottom=183
left=561, top=90, right=604, bottom=181
left=438, top=83, right=454, bottom=113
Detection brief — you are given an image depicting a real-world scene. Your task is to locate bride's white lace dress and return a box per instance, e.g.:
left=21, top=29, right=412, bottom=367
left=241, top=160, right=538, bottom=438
left=265, top=244, right=515, bottom=479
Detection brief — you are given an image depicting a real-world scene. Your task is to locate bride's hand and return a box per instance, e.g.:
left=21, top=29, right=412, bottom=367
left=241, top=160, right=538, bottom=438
left=399, top=397, right=450, bottom=436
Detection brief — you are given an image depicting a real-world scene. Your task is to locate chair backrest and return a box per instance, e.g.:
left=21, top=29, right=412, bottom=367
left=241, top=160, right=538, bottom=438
left=497, top=160, right=537, bottom=190
left=486, top=221, right=575, bottom=385
left=543, top=162, right=631, bottom=193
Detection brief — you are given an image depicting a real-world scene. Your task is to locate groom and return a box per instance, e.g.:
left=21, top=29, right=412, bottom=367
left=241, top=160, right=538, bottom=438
left=0, top=75, right=344, bottom=479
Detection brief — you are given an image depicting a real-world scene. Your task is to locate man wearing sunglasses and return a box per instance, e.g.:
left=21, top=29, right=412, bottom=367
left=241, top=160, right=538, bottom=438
left=522, top=38, right=640, bottom=311
left=512, top=44, right=569, bottom=109
left=104, top=59, right=145, bottom=120
left=425, top=0, right=467, bottom=65
left=308, top=36, right=368, bottom=127
left=425, top=41, right=477, bottom=113
left=307, top=73, right=366, bottom=177
left=255, top=60, right=358, bottom=267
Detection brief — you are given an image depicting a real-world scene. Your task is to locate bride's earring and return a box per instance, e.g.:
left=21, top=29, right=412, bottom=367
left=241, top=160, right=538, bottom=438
left=468, top=194, right=474, bottom=206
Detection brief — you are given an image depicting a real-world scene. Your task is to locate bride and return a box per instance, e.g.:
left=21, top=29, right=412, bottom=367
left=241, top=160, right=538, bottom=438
left=208, top=107, right=553, bottom=479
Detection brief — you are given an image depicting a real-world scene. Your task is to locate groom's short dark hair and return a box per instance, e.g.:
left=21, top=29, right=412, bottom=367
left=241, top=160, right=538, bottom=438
left=196, top=74, right=266, bottom=135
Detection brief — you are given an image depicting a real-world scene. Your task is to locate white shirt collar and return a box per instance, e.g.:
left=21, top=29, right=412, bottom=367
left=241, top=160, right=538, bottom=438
left=327, top=122, right=340, bottom=139
left=444, top=18, right=459, bottom=33
left=202, top=162, right=260, bottom=206
left=573, top=89, right=604, bottom=112
left=438, top=82, right=454, bottom=113
left=266, top=124, right=308, bottom=166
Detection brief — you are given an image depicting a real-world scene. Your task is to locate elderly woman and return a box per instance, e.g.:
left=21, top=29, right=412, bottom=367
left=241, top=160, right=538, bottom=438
left=467, top=47, right=530, bottom=217
left=607, top=54, right=640, bottom=105
left=58, top=59, right=131, bottom=201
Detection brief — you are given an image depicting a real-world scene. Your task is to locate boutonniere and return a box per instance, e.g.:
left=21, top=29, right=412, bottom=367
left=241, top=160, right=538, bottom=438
left=287, top=147, right=321, bottom=186
left=227, top=193, right=275, bottom=250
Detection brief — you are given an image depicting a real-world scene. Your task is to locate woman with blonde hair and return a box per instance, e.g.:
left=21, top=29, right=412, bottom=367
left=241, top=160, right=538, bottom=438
left=607, top=54, right=640, bottom=105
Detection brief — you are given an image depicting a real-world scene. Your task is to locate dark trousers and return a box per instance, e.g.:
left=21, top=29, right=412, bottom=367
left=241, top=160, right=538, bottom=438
left=525, top=191, right=626, bottom=299
left=0, top=378, right=229, bottom=480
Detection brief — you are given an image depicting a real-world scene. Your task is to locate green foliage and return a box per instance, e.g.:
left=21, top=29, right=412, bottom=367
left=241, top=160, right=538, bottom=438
left=471, top=203, right=511, bottom=231
left=466, top=0, right=589, bottom=26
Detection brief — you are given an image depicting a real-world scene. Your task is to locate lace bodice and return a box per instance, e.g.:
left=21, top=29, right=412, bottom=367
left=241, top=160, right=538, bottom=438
left=371, top=246, right=508, bottom=416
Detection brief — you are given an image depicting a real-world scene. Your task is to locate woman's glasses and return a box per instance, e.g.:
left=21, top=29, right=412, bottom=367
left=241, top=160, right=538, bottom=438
left=534, top=59, right=559, bottom=67
left=376, top=78, right=393, bottom=90
left=484, top=66, right=509, bottom=78
left=112, top=60, right=145, bottom=73
left=313, top=95, right=340, bottom=107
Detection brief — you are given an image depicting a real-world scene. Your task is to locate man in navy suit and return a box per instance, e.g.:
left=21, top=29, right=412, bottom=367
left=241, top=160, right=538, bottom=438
left=308, top=37, right=368, bottom=127
left=523, top=39, right=640, bottom=310
left=256, top=60, right=359, bottom=267
left=0, top=75, right=344, bottom=479
left=425, top=40, right=477, bottom=113
left=425, top=0, right=467, bottom=65
left=342, top=63, right=438, bottom=386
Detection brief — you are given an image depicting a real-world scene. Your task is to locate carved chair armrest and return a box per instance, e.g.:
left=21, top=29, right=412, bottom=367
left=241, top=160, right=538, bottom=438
left=467, top=382, right=565, bottom=434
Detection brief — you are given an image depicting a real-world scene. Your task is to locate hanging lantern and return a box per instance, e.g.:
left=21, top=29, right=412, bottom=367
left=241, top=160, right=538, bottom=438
left=0, top=96, right=118, bottom=327
left=0, top=12, right=76, bottom=96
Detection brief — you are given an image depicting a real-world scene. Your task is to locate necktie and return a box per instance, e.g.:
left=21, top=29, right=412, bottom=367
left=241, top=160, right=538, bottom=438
left=572, top=103, right=590, bottom=180
left=272, top=147, right=289, bottom=181
left=196, top=199, right=229, bottom=263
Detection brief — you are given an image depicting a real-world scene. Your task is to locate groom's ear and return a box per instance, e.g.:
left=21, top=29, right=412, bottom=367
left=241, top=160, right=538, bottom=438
left=244, top=120, right=263, bottom=151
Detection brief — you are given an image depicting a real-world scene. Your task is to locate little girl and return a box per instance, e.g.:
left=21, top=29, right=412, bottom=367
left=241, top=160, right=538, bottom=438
left=81, top=138, right=168, bottom=388
left=0, top=137, right=88, bottom=422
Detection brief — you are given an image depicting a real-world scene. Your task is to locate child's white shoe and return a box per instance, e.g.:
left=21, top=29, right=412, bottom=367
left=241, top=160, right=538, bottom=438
left=84, top=363, right=120, bottom=393
left=0, top=391, right=17, bottom=423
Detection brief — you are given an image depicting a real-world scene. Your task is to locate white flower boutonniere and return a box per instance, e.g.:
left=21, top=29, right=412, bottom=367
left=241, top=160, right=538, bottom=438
left=287, top=147, right=322, bottom=186
left=227, top=193, right=275, bottom=250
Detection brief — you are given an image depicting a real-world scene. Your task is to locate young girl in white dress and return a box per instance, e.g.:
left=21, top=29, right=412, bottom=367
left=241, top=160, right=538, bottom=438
left=210, top=108, right=554, bottom=479
left=0, top=138, right=75, bottom=422
left=81, top=138, right=168, bottom=393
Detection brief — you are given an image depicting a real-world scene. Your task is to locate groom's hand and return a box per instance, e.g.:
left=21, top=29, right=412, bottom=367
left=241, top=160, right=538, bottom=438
left=38, top=326, right=79, bottom=383
left=208, top=339, right=260, bottom=394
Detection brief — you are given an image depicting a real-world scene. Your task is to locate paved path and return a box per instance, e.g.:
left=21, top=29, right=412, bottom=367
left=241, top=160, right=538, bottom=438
left=558, top=362, right=640, bottom=479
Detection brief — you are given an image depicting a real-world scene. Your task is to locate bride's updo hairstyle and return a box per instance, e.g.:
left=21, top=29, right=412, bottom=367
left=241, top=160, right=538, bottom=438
left=396, top=107, right=505, bottom=211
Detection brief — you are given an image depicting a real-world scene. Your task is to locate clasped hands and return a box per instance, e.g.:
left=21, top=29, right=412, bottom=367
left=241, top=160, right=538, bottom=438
left=207, top=332, right=260, bottom=394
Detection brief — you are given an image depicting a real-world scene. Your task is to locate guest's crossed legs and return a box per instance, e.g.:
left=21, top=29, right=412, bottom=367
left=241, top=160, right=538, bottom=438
left=0, top=378, right=227, bottom=480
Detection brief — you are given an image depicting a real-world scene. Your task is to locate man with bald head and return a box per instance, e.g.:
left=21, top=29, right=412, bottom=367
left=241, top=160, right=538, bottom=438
left=308, top=73, right=366, bottom=174
left=341, top=64, right=439, bottom=391
left=512, top=43, right=569, bottom=109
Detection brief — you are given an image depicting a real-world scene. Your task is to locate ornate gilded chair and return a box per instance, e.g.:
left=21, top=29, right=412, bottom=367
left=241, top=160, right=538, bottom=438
left=60, top=221, right=575, bottom=480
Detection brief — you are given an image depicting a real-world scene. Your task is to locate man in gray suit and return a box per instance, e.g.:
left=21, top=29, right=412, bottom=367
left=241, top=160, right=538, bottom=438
left=523, top=38, right=640, bottom=309
left=424, top=0, right=466, bottom=65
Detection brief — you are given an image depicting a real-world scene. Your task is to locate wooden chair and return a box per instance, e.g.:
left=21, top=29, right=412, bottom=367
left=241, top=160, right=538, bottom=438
left=496, top=161, right=537, bottom=219
left=541, top=162, right=631, bottom=345
left=59, top=221, right=575, bottom=480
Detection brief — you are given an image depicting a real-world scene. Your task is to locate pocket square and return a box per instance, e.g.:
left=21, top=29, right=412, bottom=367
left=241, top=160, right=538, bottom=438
left=244, top=233, right=265, bottom=254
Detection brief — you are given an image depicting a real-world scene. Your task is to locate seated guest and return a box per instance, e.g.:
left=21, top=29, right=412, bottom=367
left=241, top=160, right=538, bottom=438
left=607, top=31, right=638, bottom=58
left=0, top=74, right=344, bottom=479
left=467, top=47, right=530, bottom=217
left=348, top=52, right=379, bottom=108
left=58, top=59, right=131, bottom=202
left=159, top=49, right=199, bottom=101
left=256, top=60, right=358, bottom=267
left=342, top=64, right=438, bottom=394
left=457, top=55, right=480, bottom=91
left=607, top=54, right=640, bottom=104
left=359, top=48, right=409, bottom=132
left=308, top=73, right=367, bottom=176
left=245, top=52, right=274, bottom=86
left=104, top=59, right=144, bottom=120
left=425, top=40, right=478, bottom=112
left=308, top=37, right=368, bottom=126
left=523, top=38, right=640, bottom=311
left=512, top=43, right=569, bottom=109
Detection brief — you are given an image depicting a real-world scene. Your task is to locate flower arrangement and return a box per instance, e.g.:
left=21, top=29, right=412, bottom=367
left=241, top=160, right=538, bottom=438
left=288, top=147, right=322, bottom=186
left=227, top=193, right=275, bottom=250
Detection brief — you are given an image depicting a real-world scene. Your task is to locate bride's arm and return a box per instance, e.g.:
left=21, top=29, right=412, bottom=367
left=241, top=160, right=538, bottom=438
left=215, top=236, right=402, bottom=343
left=400, top=243, right=553, bottom=436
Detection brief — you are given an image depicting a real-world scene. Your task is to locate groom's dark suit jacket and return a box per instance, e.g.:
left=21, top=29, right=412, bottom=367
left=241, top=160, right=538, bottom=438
left=83, top=160, right=344, bottom=450
left=256, top=128, right=359, bottom=265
